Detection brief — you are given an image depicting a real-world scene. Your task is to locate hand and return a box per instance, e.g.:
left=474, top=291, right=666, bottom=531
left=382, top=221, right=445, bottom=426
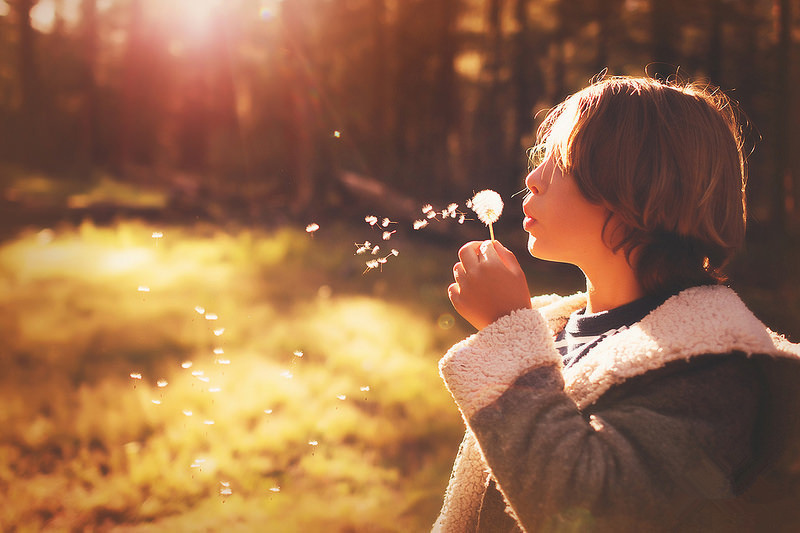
left=448, top=240, right=532, bottom=330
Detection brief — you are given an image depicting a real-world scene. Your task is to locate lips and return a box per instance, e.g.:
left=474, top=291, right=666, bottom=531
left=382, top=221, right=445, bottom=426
left=523, top=216, right=536, bottom=231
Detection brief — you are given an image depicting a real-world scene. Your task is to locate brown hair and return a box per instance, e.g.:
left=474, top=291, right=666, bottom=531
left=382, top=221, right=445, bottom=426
left=533, top=76, right=748, bottom=295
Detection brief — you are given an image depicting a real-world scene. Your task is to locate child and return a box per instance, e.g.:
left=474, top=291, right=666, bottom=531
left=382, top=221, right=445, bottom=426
left=434, top=76, right=800, bottom=532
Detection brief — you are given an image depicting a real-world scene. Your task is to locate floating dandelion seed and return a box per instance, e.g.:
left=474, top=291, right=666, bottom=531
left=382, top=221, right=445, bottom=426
left=470, top=189, right=504, bottom=241
left=280, top=370, right=293, bottom=379
left=305, top=223, right=320, bottom=233
left=220, top=481, right=230, bottom=488
left=197, top=376, right=210, bottom=383
left=333, top=130, right=341, bottom=138
left=215, top=359, right=230, bottom=365
left=130, top=373, right=142, bottom=380
left=382, top=230, right=395, bottom=240
left=413, top=219, right=428, bottom=230
left=137, top=286, right=150, bottom=293
left=308, top=440, right=319, bottom=446
left=337, top=394, right=347, bottom=400
left=183, top=410, right=193, bottom=416
left=458, top=214, right=466, bottom=224
left=264, top=409, right=273, bottom=414
left=181, top=361, right=193, bottom=369
left=213, top=348, right=224, bottom=355
left=426, top=210, right=437, bottom=219
left=269, top=486, right=281, bottom=493
left=152, top=231, right=163, bottom=239
left=204, top=313, right=218, bottom=321
left=360, top=386, right=371, bottom=392
left=364, top=259, right=380, bottom=273
left=377, top=257, right=387, bottom=265
left=194, top=306, right=205, bottom=314
left=192, top=370, right=204, bottom=377
left=157, top=379, right=168, bottom=388
left=293, top=350, right=304, bottom=358
left=381, top=217, right=395, bottom=227
left=213, top=328, right=225, bottom=336
left=209, top=387, right=222, bottom=392
left=422, top=204, right=433, bottom=214
left=371, top=245, right=380, bottom=255
left=220, top=487, right=232, bottom=496
left=204, top=420, right=215, bottom=425
left=364, top=215, right=378, bottom=226
left=391, top=249, right=399, bottom=256
left=152, top=399, right=162, bottom=405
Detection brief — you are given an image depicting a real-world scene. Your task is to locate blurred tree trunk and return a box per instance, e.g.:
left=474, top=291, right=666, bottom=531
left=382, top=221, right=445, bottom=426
left=650, top=0, right=678, bottom=78
left=431, top=0, right=459, bottom=193
left=706, top=0, right=723, bottom=83
left=772, top=0, right=793, bottom=231
left=80, top=0, right=98, bottom=173
left=117, top=0, right=141, bottom=173
left=369, top=0, right=389, bottom=179
left=511, top=0, right=542, bottom=182
left=281, top=0, right=314, bottom=215
left=478, top=0, right=506, bottom=190
left=10, top=0, right=40, bottom=166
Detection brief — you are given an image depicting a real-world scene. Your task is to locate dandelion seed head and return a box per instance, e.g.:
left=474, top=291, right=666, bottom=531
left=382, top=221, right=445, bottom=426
left=458, top=214, right=466, bottom=224
left=364, top=215, right=378, bottom=226
left=371, top=245, right=380, bottom=255
left=366, top=259, right=379, bottom=269
left=305, top=223, right=320, bottom=233
left=447, top=203, right=458, bottom=213
left=426, top=210, right=437, bottom=219
left=413, top=220, right=428, bottom=230
left=421, top=204, right=433, bottom=214
left=470, top=190, right=504, bottom=225
left=381, top=217, right=392, bottom=227
left=382, top=230, right=395, bottom=241
left=377, top=257, right=387, bottom=264
left=391, top=249, right=399, bottom=256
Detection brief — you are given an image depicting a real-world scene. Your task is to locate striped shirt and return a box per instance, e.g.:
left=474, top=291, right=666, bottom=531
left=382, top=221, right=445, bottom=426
left=555, top=291, right=676, bottom=369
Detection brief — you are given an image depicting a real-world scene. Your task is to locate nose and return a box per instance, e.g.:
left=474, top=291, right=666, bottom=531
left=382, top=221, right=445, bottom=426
left=525, top=166, right=541, bottom=195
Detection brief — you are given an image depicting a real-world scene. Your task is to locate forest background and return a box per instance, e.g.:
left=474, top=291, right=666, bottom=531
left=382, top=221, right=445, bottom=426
left=1, top=0, right=799, bottom=531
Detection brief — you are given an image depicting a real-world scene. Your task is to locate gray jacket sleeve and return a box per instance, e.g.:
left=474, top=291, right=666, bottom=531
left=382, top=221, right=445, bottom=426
left=439, top=308, right=761, bottom=531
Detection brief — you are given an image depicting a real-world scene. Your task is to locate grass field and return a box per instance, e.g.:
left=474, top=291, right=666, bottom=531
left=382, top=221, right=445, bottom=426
left=0, top=220, right=478, bottom=532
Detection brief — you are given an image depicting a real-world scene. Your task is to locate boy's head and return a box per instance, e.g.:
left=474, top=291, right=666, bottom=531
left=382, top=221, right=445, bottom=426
left=534, top=75, right=747, bottom=294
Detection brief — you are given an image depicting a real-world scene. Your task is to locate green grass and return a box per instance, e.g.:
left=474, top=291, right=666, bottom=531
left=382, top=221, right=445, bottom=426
left=0, top=221, right=471, bottom=531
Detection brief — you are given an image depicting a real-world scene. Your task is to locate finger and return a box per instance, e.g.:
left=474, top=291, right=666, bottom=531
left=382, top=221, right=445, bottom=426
left=447, top=282, right=460, bottom=304
left=458, top=241, right=482, bottom=269
left=489, top=240, right=523, bottom=272
left=453, top=262, right=465, bottom=282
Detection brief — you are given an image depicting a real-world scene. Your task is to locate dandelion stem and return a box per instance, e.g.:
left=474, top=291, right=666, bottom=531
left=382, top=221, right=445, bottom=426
left=489, top=222, right=495, bottom=242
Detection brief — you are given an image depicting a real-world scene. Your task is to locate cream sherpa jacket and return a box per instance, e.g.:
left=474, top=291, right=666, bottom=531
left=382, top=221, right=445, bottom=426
left=434, top=285, right=800, bottom=532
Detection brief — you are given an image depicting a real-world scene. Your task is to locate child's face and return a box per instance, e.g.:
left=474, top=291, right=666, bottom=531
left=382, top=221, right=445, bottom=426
left=522, top=155, right=609, bottom=269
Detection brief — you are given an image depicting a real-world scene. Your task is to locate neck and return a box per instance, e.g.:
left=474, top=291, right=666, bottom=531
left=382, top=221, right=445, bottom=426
left=582, top=254, right=644, bottom=314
